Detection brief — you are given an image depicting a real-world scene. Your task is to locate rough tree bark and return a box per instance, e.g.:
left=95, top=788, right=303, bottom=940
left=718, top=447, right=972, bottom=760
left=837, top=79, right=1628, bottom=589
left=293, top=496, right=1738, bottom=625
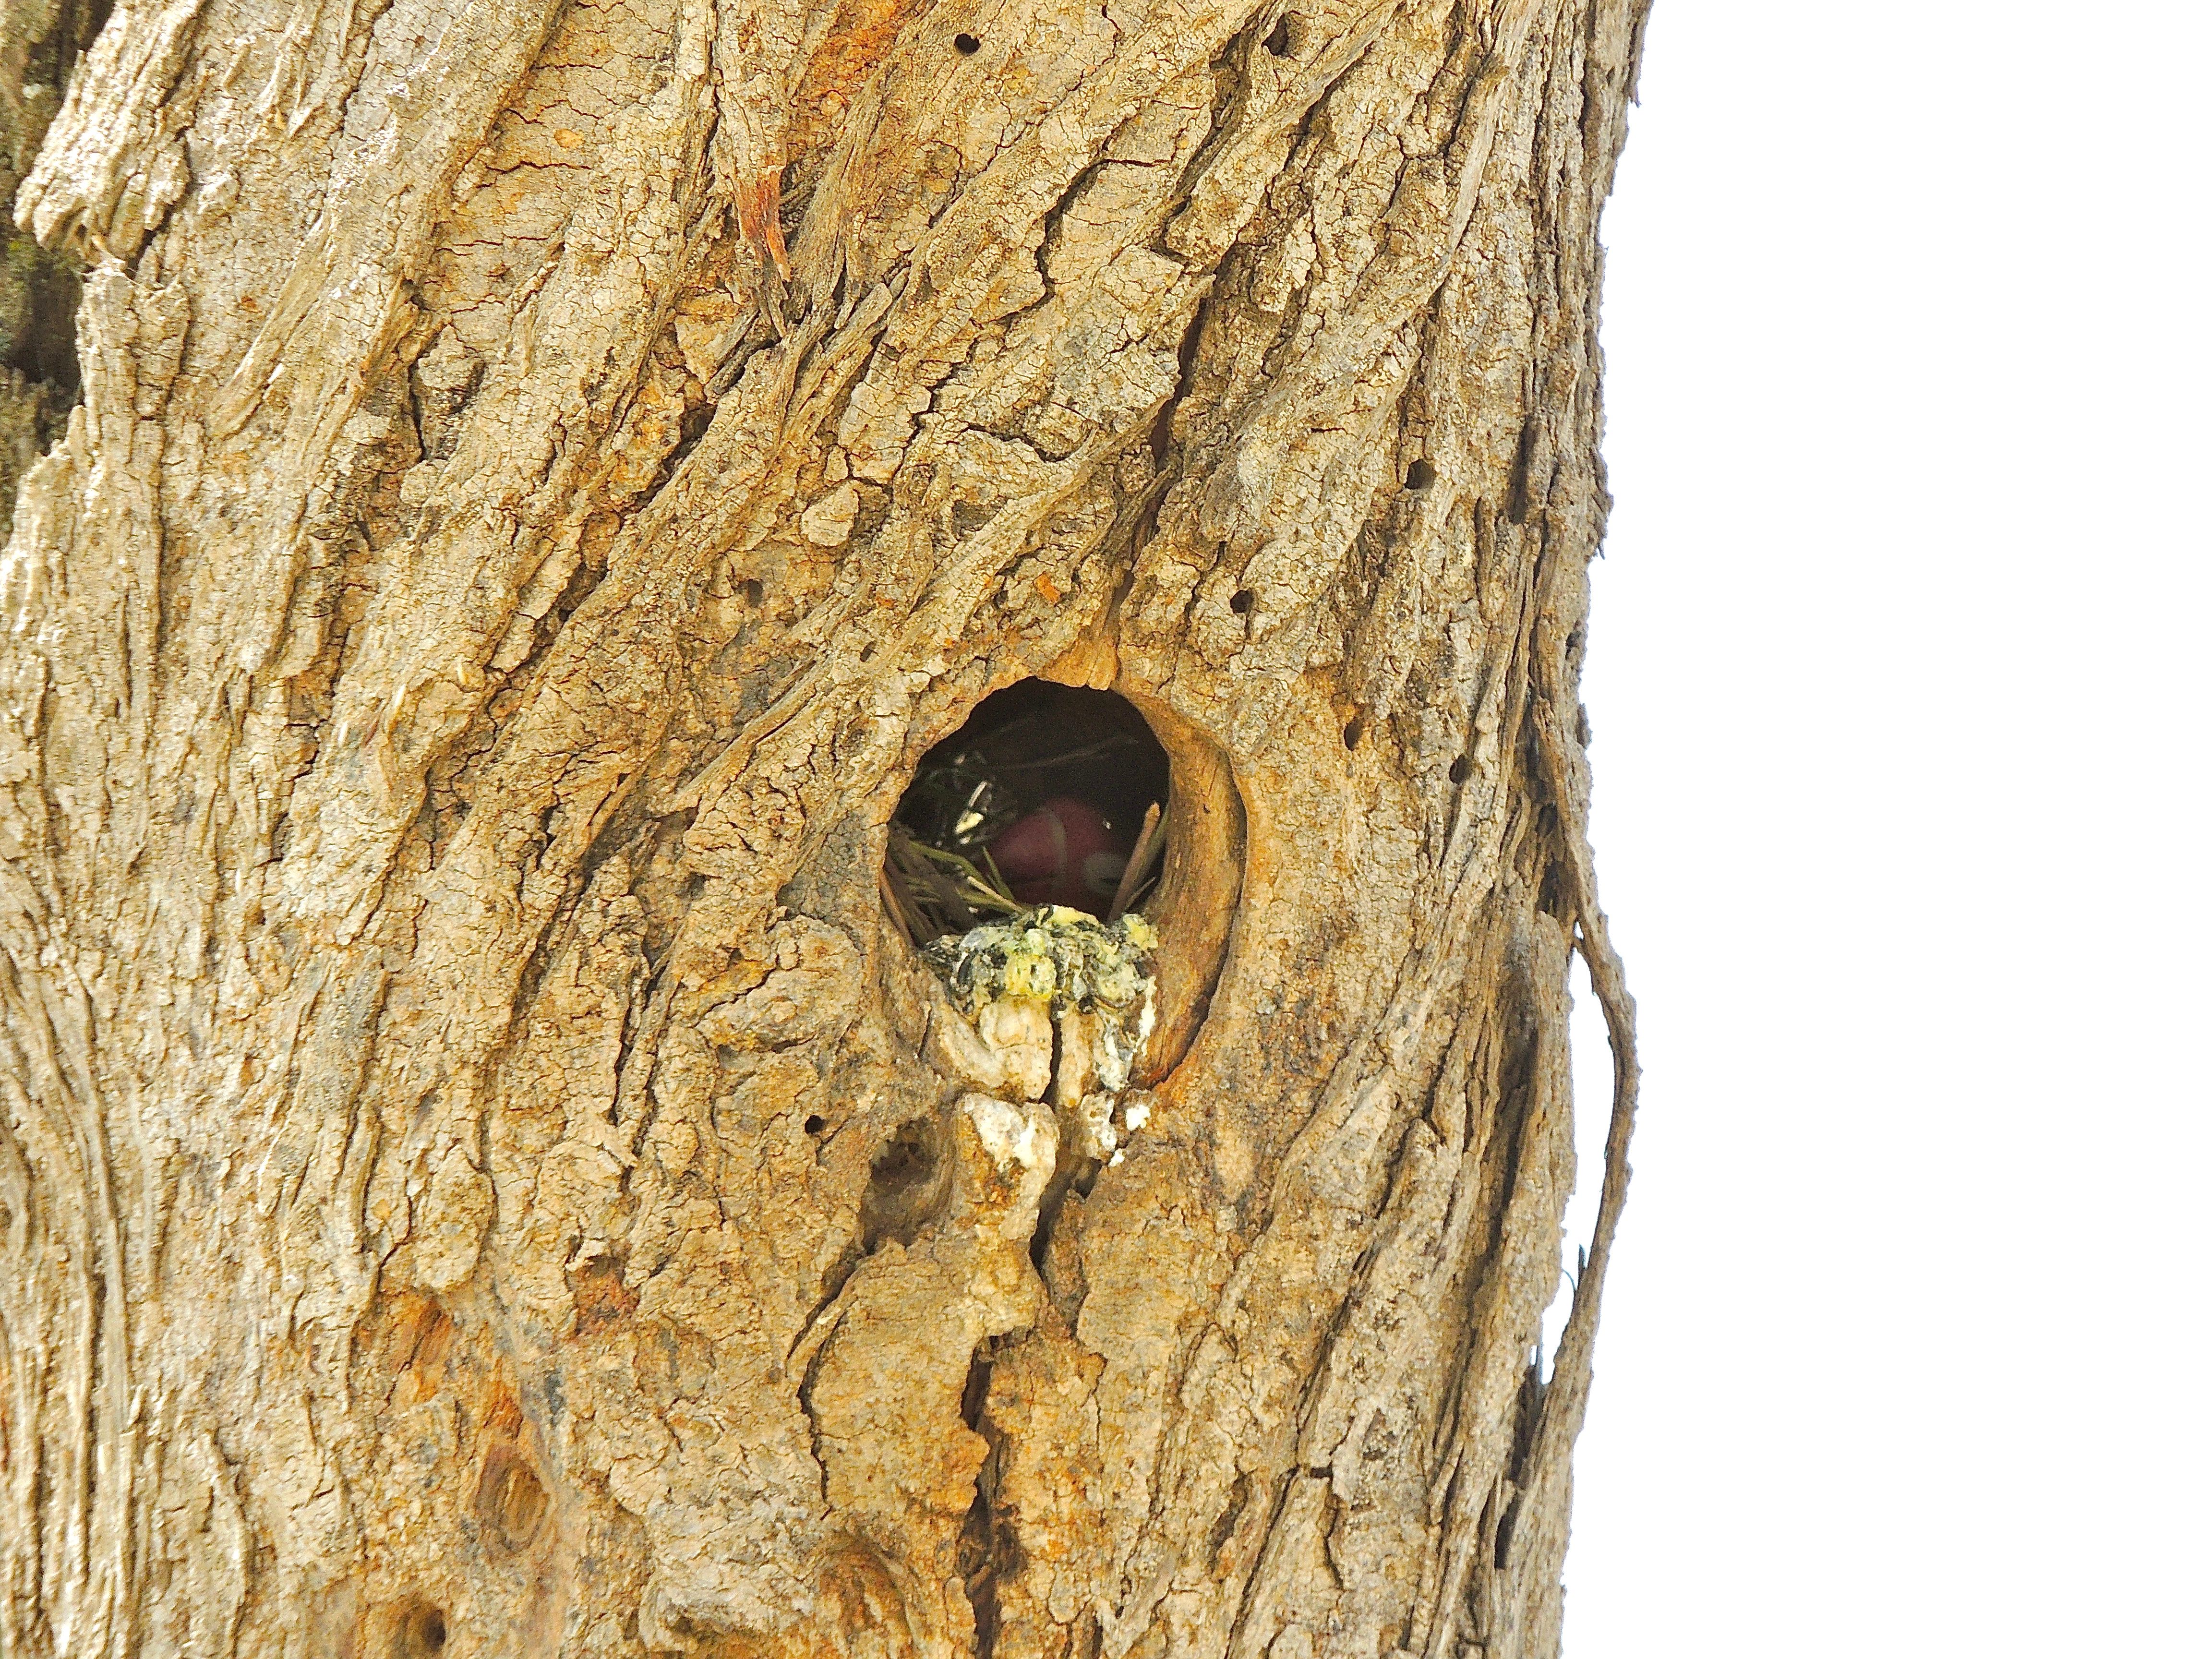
left=0, top=0, right=1646, bottom=1650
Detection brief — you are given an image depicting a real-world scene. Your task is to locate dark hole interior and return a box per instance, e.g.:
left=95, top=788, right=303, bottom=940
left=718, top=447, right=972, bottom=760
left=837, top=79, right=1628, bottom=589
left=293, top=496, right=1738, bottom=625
left=393, top=1604, right=447, bottom=1658
left=954, top=30, right=981, bottom=52
left=1228, top=588, right=1254, bottom=614
left=1263, top=14, right=1293, bottom=54
left=887, top=680, right=1171, bottom=940
left=1405, top=457, right=1437, bottom=490
left=1, top=241, right=83, bottom=393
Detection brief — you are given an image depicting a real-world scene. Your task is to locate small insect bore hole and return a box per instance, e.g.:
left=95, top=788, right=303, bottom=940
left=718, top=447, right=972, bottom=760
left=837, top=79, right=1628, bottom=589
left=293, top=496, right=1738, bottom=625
left=1405, top=457, right=1437, bottom=490
left=1228, top=589, right=1254, bottom=614
left=1448, top=754, right=1471, bottom=784
left=954, top=31, right=981, bottom=52
left=1343, top=717, right=1363, bottom=751
left=804, top=1114, right=828, bottom=1135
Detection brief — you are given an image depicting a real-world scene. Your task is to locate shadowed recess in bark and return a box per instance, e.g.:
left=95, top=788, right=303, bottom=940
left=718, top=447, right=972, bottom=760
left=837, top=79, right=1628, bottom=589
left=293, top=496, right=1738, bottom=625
left=0, top=238, right=79, bottom=392
left=860, top=1117, right=954, bottom=1250
left=958, top=1341, right=1020, bottom=1659
left=380, top=1598, right=448, bottom=1658
left=474, top=1443, right=552, bottom=1556
left=0, top=0, right=103, bottom=532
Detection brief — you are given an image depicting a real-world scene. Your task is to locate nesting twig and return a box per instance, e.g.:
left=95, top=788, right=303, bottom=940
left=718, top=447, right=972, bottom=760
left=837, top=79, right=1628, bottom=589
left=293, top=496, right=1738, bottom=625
left=889, top=828, right=975, bottom=931
left=913, top=840, right=1025, bottom=915
left=886, top=824, right=1032, bottom=941
left=1107, top=801, right=1165, bottom=922
left=878, top=863, right=924, bottom=947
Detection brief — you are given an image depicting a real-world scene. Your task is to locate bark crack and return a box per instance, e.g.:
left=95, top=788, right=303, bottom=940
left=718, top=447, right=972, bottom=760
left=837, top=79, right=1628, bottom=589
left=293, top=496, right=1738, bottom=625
left=957, top=1340, right=1012, bottom=1659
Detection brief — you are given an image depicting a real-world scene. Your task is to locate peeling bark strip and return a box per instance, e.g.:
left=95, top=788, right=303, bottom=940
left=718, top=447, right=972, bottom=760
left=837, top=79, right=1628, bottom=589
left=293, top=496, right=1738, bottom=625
left=0, top=0, right=1647, bottom=1648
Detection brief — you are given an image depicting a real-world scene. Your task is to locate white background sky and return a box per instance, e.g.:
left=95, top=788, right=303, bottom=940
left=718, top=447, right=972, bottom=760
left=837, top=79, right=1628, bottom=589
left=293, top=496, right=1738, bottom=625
left=1551, top=1, right=2209, bottom=1652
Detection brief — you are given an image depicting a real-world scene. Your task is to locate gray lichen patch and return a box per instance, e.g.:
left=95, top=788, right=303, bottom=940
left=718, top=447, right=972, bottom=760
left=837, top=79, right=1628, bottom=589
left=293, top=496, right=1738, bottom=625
left=925, top=907, right=1157, bottom=1082
left=922, top=906, right=1159, bottom=1162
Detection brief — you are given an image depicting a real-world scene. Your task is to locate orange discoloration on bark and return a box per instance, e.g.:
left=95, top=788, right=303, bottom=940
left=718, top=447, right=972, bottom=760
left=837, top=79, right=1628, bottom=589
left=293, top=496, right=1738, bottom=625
left=739, top=167, right=791, bottom=279
left=787, top=0, right=930, bottom=169
left=569, top=1253, right=641, bottom=1334
left=478, top=1381, right=527, bottom=1442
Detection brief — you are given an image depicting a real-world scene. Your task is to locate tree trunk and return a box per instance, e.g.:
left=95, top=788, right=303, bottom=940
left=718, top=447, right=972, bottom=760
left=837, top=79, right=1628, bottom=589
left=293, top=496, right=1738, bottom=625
left=0, top=0, right=1645, bottom=1650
